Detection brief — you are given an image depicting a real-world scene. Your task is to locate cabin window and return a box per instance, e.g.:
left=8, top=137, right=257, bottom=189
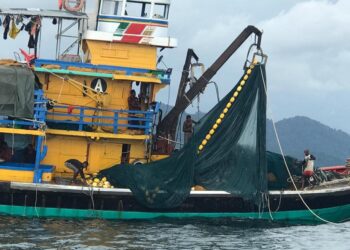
left=100, top=0, right=122, bottom=16
left=153, top=3, right=169, bottom=19
left=125, top=1, right=151, bottom=18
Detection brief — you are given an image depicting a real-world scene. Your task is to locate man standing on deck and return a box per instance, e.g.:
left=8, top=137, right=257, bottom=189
left=183, top=115, right=197, bottom=144
left=128, top=89, right=141, bottom=129
left=301, top=149, right=316, bottom=188
left=128, top=89, right=140, bottom=111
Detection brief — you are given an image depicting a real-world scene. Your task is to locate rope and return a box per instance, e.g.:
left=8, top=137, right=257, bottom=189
left=259, top=66, right=337, bottom=224
left=197, top=94, right=200, bottom=121
left=34, top=183, right=39, bottom=217
left=11, top=116, right=45, bottom=125
left=183, top=94, right=191, bottom=104
left=265, top=193, right=274, bottom=220
left=274, top=190, right=282, bottom=212
left=40, top=67, right=101, bottom=103
left=57, top=77, right=65, bottom=103
left=158, top=136, right=183, bottom=145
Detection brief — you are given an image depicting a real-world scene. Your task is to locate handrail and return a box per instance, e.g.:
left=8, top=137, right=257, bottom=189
left=0, top=90, right=159, bottom=136
left=46, top=103, right=159, bottom=135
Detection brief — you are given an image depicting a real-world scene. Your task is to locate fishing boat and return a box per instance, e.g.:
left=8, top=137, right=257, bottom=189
left=0, top=0, right=350, bottom=224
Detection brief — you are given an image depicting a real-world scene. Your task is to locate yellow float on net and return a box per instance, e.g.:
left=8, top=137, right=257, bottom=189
left=213, top=124, right=218, bottom=129
left=226, top=103, right=232, bottom=109
left=240, top=80, right=245, bottom=86
left=209, top=129, right=215, bottom=135
left=247, top=69, right=252, bottom=75
left=219, top=113, right=225, bottom=119
left=205, top=134, right=211, bottom=140
left=223, top=108, right=228, bottom=114
left=243, top=75, right=248, bottom=81
left=202, top=139, right=208, bottom=146
left=199, top=145, right=204, bottom=151
left=216, top=118, right=222, bottom=125
left=230, top=97, right=235, bottom=103
left=233, top=92, right=239, bottom=97
left=237, top=86, right=242, bottom=92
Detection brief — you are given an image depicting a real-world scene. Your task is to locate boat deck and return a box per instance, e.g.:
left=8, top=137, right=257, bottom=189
left=6, top=178, right=350, bottom=197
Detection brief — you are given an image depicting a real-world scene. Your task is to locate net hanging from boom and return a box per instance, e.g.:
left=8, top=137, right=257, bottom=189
left=100, top=63, right=267, bottom=209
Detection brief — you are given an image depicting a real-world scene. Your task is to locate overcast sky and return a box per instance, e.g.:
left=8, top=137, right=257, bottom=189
left=0, top=0, right=349, bottom=133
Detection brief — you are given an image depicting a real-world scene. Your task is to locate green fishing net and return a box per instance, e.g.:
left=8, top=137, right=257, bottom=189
left=100, top=64, right=268, bottom=209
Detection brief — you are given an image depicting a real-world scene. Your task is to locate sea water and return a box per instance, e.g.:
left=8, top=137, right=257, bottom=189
left=0, top=216, right=349, bottom=249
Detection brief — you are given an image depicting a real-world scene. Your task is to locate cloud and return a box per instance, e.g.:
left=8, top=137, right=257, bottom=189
left=1, top=0, right=350, bottom=133
left=161, top=0, right=350, bottom=133
left=261, top=0, right=350, bottom=91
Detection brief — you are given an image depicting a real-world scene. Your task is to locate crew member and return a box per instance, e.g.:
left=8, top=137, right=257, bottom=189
left=128, top=89, right=141, bottom=129
left=128, top=89, right=140, bottom=110
left=301, top=149, right=316, bottom=188
left=183, top=115, right=198, bottom=144
left=0, top=140, right=11, bottom=162
left=64, top=159, right=88, bottom=183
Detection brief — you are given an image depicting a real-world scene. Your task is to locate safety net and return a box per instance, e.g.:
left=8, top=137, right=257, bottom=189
left=100, top=63, right=268, bottom=209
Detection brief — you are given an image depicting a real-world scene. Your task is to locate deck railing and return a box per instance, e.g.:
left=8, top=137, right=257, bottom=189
left=0, top=90, right=160, bottom=136
left=46, top=103, right=160, bottom=135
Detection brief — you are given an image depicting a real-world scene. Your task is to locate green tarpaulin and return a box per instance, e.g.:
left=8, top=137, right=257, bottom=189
left=0, top=66, right=34, bottom=118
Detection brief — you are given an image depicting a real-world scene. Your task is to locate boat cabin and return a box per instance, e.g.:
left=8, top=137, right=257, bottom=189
left=85, top=0, right=176, bottom=48
left=0, top=2, right=175, bottom=184
left=99, top=0, right=170, bottom=22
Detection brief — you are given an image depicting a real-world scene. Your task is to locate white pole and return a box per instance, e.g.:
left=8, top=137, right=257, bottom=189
left=86, top=0, right=101, bottom=30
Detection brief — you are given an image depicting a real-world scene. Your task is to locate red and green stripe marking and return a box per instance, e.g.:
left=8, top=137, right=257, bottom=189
left=114, top=22, right=152, bottom=43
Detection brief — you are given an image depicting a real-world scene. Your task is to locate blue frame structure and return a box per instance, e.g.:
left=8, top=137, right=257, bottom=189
left=0, top=89, right=51, bottom=183
left=0, top=89, right=160, bottom=183
left=34, top=59, right=172, bottom=84
left=46, top=102, right=160, bottom=135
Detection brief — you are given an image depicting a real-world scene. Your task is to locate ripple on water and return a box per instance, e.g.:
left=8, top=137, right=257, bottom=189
left=0, top=216, right=349, bottom=249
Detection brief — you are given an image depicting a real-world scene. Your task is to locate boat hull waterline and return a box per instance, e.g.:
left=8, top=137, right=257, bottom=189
left=1, top=182, right=350, bottom=223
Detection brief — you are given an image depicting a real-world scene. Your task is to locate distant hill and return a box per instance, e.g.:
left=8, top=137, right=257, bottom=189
left=267, top=116, right=350, bottom=166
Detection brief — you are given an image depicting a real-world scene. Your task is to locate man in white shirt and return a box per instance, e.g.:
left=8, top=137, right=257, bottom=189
left=302, top=149, right=316, bottom=188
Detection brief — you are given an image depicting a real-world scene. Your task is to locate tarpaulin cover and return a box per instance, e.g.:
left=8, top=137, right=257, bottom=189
left=0, top=66, right=34, bottom=118
left=100, top=64, right=267, bottom=209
